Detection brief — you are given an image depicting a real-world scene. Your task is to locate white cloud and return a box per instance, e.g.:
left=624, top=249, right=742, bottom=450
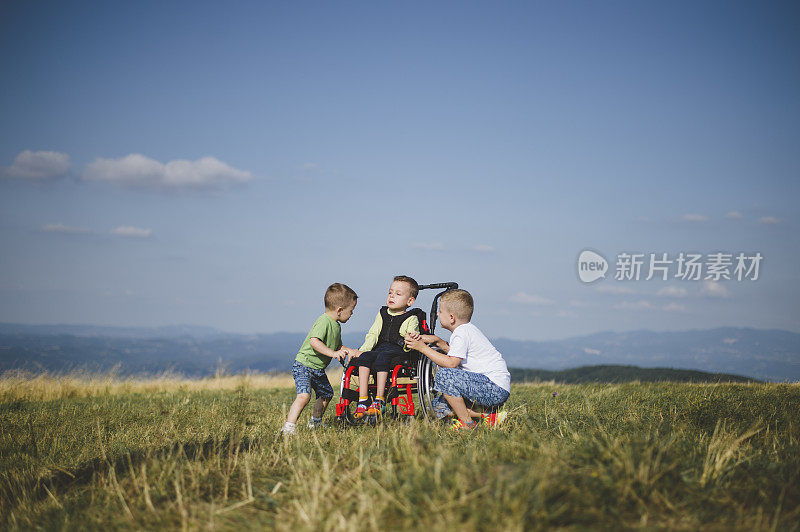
left=758, top=216, right=780, bottom=225
left=583, top=347, right=601, bottom=355
left=700, top=280, right=729, bottom=298
left=613, top=300, right=654, bottom=311
left=662, top=302, right=686, bottom=312
left=412, top=242, right=444, bottom=250
left=682, top=214, right=708, bottom=222
left=1, top=150, right=70, bottom=180
left=473, top=244, right=494, bottom=253
left=41, top=223, right=91, bottom=234
left=725, top=211, right=742, bottom=219
left=509, top=292, right=554, bottom=305
left=569, top=300, right=590, bottom=308
left=595, top=284, right=636, bottom=295
left=722, top=337, right=738, bottom=345
left=110, top=226, right=152, bottom=238
left=83, top=154, right=252, bottom=190
left=656, top=286, right=687, bottom=298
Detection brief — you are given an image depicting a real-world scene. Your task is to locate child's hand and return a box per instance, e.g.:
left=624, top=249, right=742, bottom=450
left=405, top=333, right=425, bottom=352
left=332, top=348, right=348, bottom=362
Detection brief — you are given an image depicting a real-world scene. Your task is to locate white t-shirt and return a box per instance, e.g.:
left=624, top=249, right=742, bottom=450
left=447, top=322, right=511, bottom=392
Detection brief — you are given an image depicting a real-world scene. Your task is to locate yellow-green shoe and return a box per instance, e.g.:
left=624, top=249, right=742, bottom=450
left=449, top=419, right=478, bottom=430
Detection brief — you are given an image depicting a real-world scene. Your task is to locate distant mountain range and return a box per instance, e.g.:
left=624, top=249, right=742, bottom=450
left=0, top=323, right=797, bottom=382
left=487, top=328, right=800, bottom=382
left=511, top=365, right=758, bottom=384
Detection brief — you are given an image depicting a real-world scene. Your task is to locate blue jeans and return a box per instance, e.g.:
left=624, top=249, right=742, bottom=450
left=434, top=367, right=510, bottom=408
left=292, top=361, right=334, bottom=399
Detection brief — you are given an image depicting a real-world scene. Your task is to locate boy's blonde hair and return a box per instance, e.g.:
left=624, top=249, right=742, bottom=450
left=324, top=283, right=358, bottom=310
left=440, top=289, right=473, bottom=321
left=393, top=275, right=419, bottom=299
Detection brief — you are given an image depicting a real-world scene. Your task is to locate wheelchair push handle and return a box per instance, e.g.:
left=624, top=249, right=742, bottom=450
left=418, top=282, right=458, bottom=291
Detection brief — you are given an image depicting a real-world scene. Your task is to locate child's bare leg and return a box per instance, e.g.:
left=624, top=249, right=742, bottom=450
left=312, top=396, right=331, bottom=418
left=465, top=402, right=487, bottom=419
left=287, top=393, right=311, bottom=423
left=443, top=394, right=473, bottom=424
left=466, top=408, right=483, bottom=419
left=358, top=366, right=371, bottom=399
left=375, top=371, right=389, bottom=399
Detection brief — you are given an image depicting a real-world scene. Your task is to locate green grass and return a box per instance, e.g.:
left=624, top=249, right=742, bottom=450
left=1, top=379, right=799, bottom=530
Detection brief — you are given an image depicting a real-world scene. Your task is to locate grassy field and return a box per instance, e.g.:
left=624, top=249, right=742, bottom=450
left=1, top=373, right=799, bottom=530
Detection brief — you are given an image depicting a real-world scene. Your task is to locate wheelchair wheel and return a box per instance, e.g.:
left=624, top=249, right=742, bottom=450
left=416, top=355, right=441, bottom=419
left=337, top=362, right=361, bottom=426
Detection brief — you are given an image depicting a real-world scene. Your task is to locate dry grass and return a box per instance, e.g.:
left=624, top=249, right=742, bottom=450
left=1, top=379, right=799, bottom=530
left=0, top=369, right=338, bottom=402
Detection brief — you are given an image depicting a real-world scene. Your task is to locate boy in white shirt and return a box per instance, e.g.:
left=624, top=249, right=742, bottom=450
left=405, top=289, right=510, bottom=429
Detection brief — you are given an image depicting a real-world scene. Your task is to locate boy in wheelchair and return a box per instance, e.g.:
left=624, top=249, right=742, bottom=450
left=345, top=275, right=422, bottom=418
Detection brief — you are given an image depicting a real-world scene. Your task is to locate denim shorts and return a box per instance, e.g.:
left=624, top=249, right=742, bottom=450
left=434, top=367, right=510, bottom=408
left=292, top=360, right=334, bottom=399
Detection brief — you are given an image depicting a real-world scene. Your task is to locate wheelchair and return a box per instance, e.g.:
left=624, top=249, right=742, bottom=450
left=334, top=282, right=458, bottom=425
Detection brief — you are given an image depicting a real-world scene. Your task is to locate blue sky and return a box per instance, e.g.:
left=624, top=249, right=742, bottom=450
left=1, top=1, right=798, bottom=340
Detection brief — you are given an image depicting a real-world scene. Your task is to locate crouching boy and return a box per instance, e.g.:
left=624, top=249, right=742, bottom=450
left=282, top=283, right=358, bottom=435
left=405, top=289, right=510, bottom=429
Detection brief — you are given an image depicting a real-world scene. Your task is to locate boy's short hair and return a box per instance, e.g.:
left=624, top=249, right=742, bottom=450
left=393, top=275, right=419, bottom=299
left=324, top=283, right=358, bottom=310
left=441, top=289, right=474, bottom=321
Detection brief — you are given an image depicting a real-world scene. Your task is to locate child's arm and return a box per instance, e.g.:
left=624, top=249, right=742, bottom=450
left=404, top=333, right=460, bottom=368
left=359, top=313, right=382, bottom=351
left=406, top=331, right=450, bottom=353
left=419, top=333, right=449, bottom=353
left=309, top=337, right=347, bottom=363
left=342, top=346, right=362, bottom=358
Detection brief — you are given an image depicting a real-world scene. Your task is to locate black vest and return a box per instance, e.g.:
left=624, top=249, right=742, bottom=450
left=377, top=306, right=424, bottom=348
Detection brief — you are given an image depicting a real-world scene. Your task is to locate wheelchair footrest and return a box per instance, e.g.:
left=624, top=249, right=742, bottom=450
left=340, top=388, right=359, bottom=402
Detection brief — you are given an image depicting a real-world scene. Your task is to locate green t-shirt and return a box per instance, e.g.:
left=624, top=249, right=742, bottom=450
left=295, top=313, right=342, bottom=370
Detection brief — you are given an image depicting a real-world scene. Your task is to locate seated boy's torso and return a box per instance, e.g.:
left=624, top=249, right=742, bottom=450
left=360, top=306, right=420, bottom=352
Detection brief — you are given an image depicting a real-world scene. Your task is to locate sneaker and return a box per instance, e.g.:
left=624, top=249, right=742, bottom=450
left=367, top=399, right=385, bottom=415
left=481, top=409, right=508, bottom=428
left=354, top=402, right=369, bottom=419
left=307, top=418, right=327, bottom=429
left=281, top=423, right=296, bottom=435
left=449, top=419, right=478, bottom=430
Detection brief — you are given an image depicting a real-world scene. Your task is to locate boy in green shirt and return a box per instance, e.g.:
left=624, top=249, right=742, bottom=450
left=282, top=283, right=358, bottom=435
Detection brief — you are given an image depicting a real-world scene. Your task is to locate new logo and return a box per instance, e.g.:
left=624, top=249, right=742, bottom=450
left=577, top=250, right=608, bottom=283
